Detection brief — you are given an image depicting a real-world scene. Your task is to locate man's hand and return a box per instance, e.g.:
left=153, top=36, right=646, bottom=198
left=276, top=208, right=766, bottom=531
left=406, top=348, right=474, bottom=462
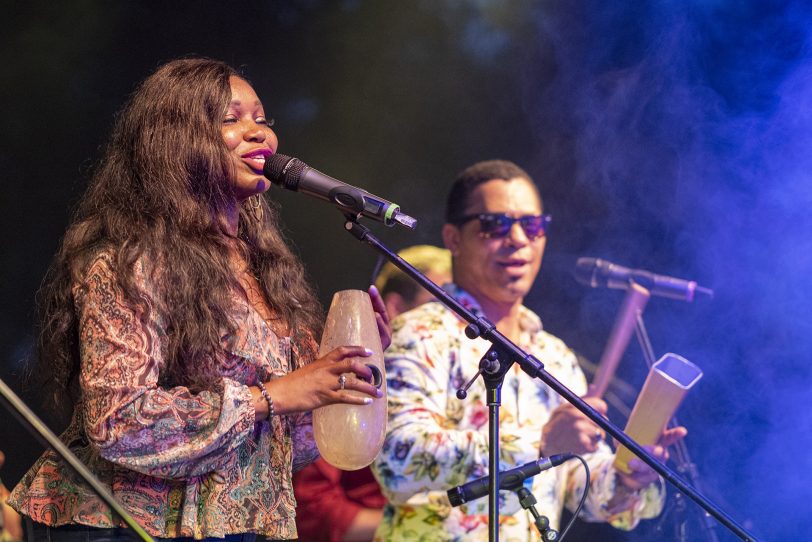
left=617, top=426, right=688, bottom=490
left=540, top=397, right=609, bottom=456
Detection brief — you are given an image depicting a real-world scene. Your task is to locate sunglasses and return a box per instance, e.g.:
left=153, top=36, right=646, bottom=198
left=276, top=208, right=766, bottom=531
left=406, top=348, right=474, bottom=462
left=454, top=212, right=552, bottom=239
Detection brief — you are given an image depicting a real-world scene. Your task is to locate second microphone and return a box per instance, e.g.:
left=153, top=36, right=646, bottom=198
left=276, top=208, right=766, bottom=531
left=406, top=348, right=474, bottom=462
left=447, top=454, right=575, bottom=507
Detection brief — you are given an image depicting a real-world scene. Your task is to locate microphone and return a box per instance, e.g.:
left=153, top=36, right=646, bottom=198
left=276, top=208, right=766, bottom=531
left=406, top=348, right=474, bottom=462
left=574, top=258, right=713, bottom=302
left=447, top=454, right=574, bottom=507
left=263, top=153, right=417, bottom=229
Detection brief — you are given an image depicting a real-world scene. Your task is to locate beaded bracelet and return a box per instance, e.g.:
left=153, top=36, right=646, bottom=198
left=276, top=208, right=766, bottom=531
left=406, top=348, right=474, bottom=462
left=256, top=381, right=275, bottom=420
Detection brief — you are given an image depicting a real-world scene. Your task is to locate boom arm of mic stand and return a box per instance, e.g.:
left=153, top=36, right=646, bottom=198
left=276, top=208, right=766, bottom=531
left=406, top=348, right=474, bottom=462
left=341, top=218, right=760, bottom=542
left=0, top=379, right=155, bottom=541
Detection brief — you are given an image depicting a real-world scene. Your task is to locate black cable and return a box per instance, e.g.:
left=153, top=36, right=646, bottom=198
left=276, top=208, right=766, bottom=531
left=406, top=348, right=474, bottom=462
left=558, top=454, right=590, bottom=541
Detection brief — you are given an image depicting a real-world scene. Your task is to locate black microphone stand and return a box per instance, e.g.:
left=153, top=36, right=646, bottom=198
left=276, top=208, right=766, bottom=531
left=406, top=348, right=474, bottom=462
left=456, top=345, right=510, bottom=541
left=341, top=215, right=759, bottom=542
left=0, top=378, right=154, bottom=541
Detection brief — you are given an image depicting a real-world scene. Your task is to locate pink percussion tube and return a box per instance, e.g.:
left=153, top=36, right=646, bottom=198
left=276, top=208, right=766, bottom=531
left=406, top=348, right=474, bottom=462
left=589, top=282, right=651, bottom=398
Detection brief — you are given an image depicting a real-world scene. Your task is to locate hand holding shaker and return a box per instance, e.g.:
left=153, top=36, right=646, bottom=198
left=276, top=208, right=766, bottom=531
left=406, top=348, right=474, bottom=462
left=614, top=353, right=702, bottom=473
left=313, top=289, right=387, bottom=470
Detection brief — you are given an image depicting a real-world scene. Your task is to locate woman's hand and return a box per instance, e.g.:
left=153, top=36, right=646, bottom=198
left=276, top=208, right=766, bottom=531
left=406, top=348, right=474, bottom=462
left=368, top=285, right=392, bottom=350
left=257, top=346, right=384, bottom=417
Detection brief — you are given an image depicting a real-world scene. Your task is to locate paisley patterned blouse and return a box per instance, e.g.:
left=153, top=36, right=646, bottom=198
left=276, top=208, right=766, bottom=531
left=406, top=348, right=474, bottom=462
left=8, top=252, right=318, bottom=540
left=371, top=285, right=664, bottom=541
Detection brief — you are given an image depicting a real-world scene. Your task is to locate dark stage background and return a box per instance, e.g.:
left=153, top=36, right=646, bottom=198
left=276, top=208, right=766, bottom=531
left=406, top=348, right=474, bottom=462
left=2, top=1, right=811, bottom=540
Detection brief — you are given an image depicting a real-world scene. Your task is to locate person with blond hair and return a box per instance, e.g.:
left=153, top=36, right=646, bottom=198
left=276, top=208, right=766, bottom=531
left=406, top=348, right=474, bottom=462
left=374, top=245, right=452, bottom=319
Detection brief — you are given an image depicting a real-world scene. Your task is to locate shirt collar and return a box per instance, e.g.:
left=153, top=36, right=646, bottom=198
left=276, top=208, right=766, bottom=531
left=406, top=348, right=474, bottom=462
left=441, top=283, right=543, bottom=335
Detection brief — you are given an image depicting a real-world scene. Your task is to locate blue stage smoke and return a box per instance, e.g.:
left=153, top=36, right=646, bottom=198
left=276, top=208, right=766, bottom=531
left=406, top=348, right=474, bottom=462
left=519, top=1, right=812, bottom=539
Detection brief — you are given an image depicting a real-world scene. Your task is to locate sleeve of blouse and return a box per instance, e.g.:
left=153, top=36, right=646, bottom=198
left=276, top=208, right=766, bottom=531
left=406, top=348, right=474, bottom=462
left=372, top=312, right=541, bottom=506
left=76, top=255, right=256, bottom=480
left=289, top=410, right=319, bottom=473
left=286, top=336, right=319, bottom=473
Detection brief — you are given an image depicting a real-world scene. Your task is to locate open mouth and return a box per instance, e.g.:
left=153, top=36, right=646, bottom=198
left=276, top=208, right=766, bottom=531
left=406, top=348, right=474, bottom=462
left=241, top=148, right=274, bottom=171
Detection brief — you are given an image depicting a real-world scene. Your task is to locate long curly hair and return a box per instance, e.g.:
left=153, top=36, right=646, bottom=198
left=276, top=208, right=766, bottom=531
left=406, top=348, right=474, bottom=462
left=35, top=58, right=323, bottom=411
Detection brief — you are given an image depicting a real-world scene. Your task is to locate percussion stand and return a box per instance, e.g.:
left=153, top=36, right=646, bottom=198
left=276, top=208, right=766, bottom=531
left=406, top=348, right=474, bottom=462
left=632, top=311, right=722, bottom=542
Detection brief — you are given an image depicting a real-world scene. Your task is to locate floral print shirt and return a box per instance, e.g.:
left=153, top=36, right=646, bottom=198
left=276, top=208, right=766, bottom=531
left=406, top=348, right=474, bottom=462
left=9, top=252, right=318, bottom=540
left=372, top=285, right=664, bottom=541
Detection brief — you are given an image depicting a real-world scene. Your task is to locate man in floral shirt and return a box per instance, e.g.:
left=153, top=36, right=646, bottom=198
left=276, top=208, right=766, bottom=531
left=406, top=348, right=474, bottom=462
left=372, top=160, right=685, bottom=541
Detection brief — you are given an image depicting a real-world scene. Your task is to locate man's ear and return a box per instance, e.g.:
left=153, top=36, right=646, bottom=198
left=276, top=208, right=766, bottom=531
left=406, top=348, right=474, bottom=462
left=442, top=223, right=460, bottom=256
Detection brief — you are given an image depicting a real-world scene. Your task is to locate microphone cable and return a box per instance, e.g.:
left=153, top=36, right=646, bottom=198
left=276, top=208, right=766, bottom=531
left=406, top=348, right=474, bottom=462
left=558, top=454, right=590, bottom=541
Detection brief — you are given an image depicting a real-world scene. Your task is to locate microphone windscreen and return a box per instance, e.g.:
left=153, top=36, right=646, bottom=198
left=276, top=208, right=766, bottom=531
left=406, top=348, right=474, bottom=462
left=263, top=153, right=303, bottom=190
left=574, top=257, right=602, bottom=287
